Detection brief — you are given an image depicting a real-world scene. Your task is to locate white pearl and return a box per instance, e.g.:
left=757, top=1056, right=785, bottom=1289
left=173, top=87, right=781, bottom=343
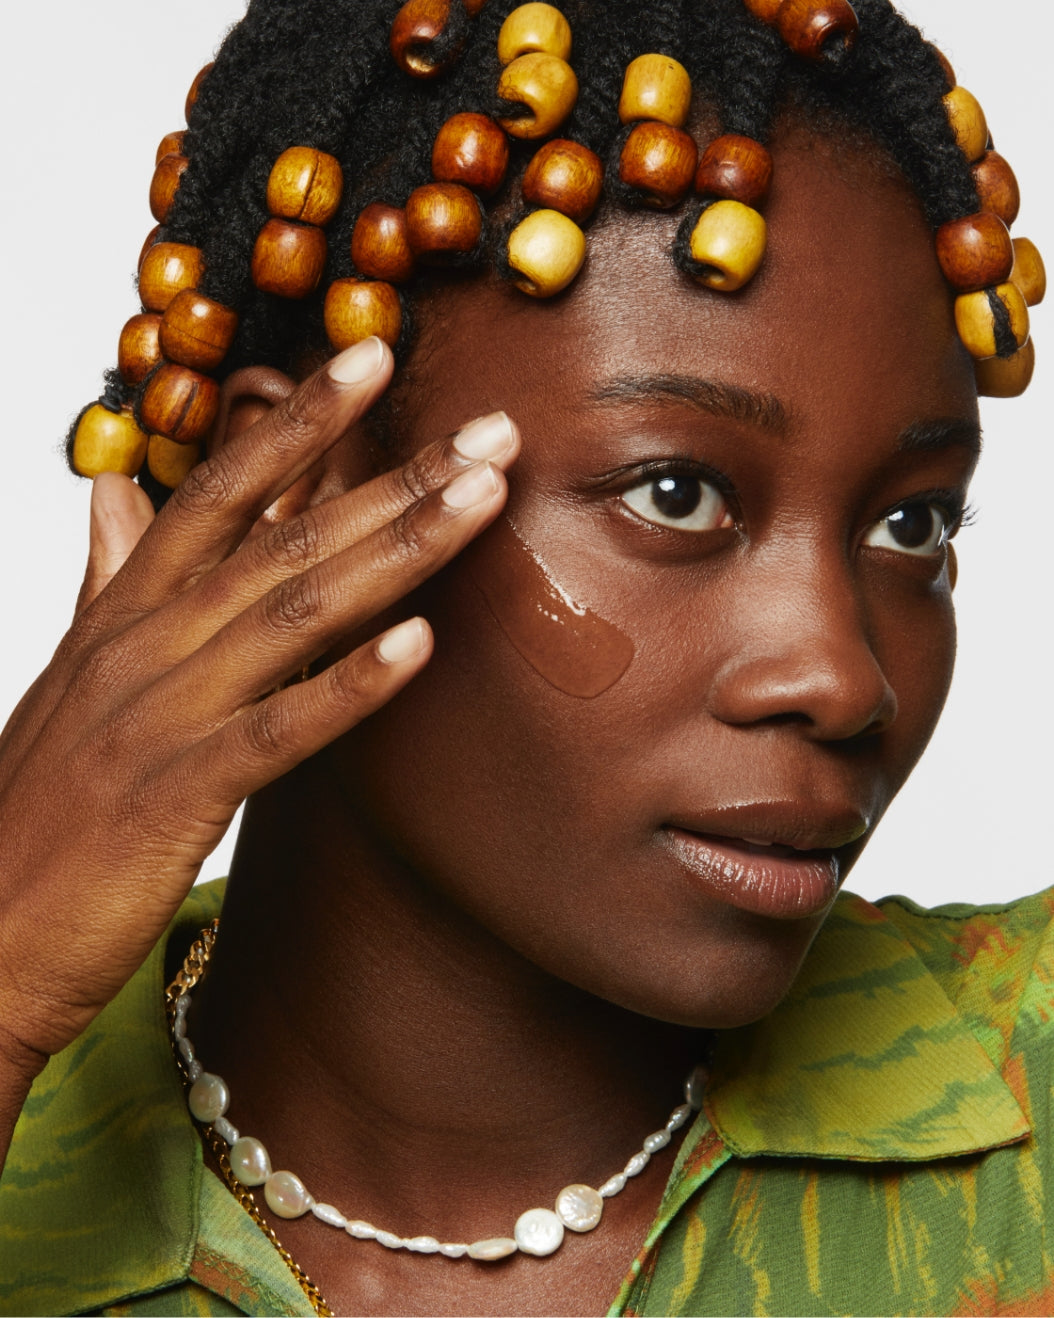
left=175, top=994, right=190, bottom=1018
left=230, top=1136, right=271, bottom=1187
left=312, top=1202, right=347, bottom=1229
left=599, top=1173, right=626, bottom=1198
left=406, top=1236, right=441, bottom=1253
left=376, top=1230, right=405, bottom=1250
left=347, top=1221, right=377, bottom=1240
left=439, top=1243, right=469, bottom=1258
left=188, top=1073, right=230, bottom=1124
left=264, top=1170, right=312, bottom=1219
left=212, top=1117, right=239, bottom=1146
left=187, top=1060, right=203, bottom=1083
left=173, top=1015, right=187, bottom=1041
left=514, top=1207, right=565, bottom=1257
left=467, top=1237, right=518, bottom=1261
left=178, top=1037, right=195, bottom=1066
left=685, top=1065, right=707, bottom=1111
left=624, top=1150, right=650, bottom=1178
left=644, top=1129, right=671, bottom=1153
left=667, top=1103, right=692, bottom=1131
left=555, top=1184, right=603, bottom=1232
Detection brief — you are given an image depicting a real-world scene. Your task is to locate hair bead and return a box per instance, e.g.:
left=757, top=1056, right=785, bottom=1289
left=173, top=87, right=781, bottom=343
left=954, top=283, right=1030, bottom=360
left=931, top=44, right=956, bottom=93
left=251, top=219, right=328, bottom=298
left=159, top=290, right=239, bottom=372
left=497, top=4, right=572, bottom=65
left=774, top=0, right=859, bottom=65
left=324, top=279, right=403, bottom=350
left=138, top=225, right=162, bottom=273
left=148, top=434, right=202, bottom=489
left=266, top=148, right=344, bottom=227
left=184, top=63, right=214, bottom=122
left=1010, top=237, right=1047, bottom=306
left=432, top=113, right=510, bottom=196
left=351, top=203, right=416, bottom=283
left=497, top=53, right=579, bottom=139
left=390, top=0, right=454, bottom=79
left=971, top=151, right=1020, bottom=228
left=71, top=404, right=149, bottom=479
left=943, top=86, right=988, bottom=163
left=138, top=242, right=206, bottom=313
left=695, top=135, right=773, bottom=207
left=156, top=131, right=186, bottom=166
left=150, top=153, right=189, bottom=224
left=141, top=362, right=221, bottom=444
left=974, top=336, right=1035, bottom=397
left=118, top=314, right=163, bottom=386
left=619, top=123, right=698, bottom=209
left=521, top=139, right=604, bottom=223
left=935, top=213, right=1014, bottom=293
left=405, top=182, right=483, bottom=259
left=506, top=209, right=586, bottom=297
left=688, top=200, right=767, bottom=291
left=618, top=55, right=692, bottom=128
left=740, top=0, right=782, bottom=20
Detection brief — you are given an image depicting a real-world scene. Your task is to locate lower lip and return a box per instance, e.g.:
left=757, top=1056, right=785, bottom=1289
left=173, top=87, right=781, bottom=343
left=662, top=829, right=840, bottom=920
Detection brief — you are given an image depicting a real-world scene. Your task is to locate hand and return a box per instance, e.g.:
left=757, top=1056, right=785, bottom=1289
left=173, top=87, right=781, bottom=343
left=0, top=337, right=519, bottom=1114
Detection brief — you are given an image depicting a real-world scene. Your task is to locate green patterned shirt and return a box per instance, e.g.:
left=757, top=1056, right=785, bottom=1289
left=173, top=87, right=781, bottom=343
left=1, top=880, right=1051, bottom=1316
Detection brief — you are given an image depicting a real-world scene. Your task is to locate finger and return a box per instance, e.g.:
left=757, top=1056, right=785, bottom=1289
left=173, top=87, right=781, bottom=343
left=75, top=474, right=156, bottom=616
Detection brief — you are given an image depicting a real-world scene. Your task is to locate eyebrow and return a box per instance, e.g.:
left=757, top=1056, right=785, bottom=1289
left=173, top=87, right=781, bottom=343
left=895, top=418, right=983, bottom=457
left=586, top=374, right=787, bottom=430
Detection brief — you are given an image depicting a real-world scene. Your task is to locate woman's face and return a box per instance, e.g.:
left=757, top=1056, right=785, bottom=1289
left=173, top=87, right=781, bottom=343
left=331, top=128, right=980, bottom=1028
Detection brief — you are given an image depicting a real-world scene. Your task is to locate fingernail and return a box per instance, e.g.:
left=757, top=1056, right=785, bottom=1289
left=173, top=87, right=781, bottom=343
left=328, top=336, right=385, bottom=385
left=452, top=412, right=515, bottom=462
left=377, top=617, right=429, bottom=664
left=442, top=462, right=501, bottom=510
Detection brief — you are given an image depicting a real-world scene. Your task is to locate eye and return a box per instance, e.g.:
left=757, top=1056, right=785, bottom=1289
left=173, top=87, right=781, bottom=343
left=861, top=501, right=954, bottom=557
left=620, top=473, right=733, bottom=532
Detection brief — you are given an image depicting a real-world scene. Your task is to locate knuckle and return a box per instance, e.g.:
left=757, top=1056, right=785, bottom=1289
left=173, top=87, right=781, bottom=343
left=275, top=379, right=323, bottom=448
left=171, top=456, right=241, bottom=517
left=263, top=572, right=321, bottom=634
left=326, top=654, right=374, bottom=708
left=241, top=699, right=289, bottom=760
left=262, top=514, right=320, bottom=574
left=395, top=454, right=434, bottom=505
left=386, top=507, right=426, bottom=561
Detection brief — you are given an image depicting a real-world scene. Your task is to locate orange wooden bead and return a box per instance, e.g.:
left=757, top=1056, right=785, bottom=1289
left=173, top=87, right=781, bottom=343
left=71, top=404, right=148, bottom=479
left=159, top=290, right=239, bottom=372
left=619, top=123, right=697, bottom=209
left=618, top=54, right=692, bottom=128
left=931, top=44, right=956, bottom=92
left=506, top=209, right=586, bottom=297
left=498, top=53, right=578, bottom=140
left=156, top=130, right=186, bottom=165
left=351, top=204, right=416, bottom=283
left=688, top=200, right=767, bottom=291
left=185, top=63, right=214, bottom=122
left=267, top=147, right=344, bottom=226
left=740, top=0, right=782, bottom=19
left=954, top=283, right=1030, bottom=360
left=405, top=182, right=483, bottom=260
left=390, top=0, right=452, bottom=78
left=148, top=434, right=202, bottom=489
left=497, top=4, right=572, bottom=64
left=775, top=0, right=859, bottom=64
left=694, top=134, right=773, bottom=206
left=118, top=313, right=163, bottom=386
left=944, top=86, right=988, bottom=163
left=251, top=219, right=328, bottom=298
left=935, top=212, right=1013, bottom=293
left=150, top=153, right=189, bottom=224
left=522, top=140, right=604, bottom=223
left=1011, top=237, right=1047, bottom=306
left=972, top=150, right=1020, bottom=228
left=141, top=363, right=220, bottom=443
left=324, top=279, right=403, bottom=350
left=139, top=242, right=205, bottom=312
left=432, top=113, right=510, bottom=196
left=974, top=336, right=1036, bottom=397
left=138, top=224, right=162, bottom=273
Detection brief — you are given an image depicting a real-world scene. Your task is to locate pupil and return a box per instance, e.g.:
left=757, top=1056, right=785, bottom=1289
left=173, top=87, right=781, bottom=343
left=653, top=477, right=702, bottom=519
left=890, top=505, right=935, bottom=548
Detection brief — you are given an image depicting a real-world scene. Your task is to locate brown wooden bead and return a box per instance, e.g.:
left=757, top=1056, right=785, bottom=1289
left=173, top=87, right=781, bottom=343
left=324, top=279, right=403, bottom=351
left=267, top=147, right=344, bottom=226
left=971, top=151, right=1020, bottom=228
left=405, top=183, right=482, bottom=260
left=149, top=153, right=189, bottom=224
left=251, top=219, right=328, bottom=298
left=71, top=404, right=148, bottom=479
left=138, top=242, right=205, bottom=312
left=930, top=44, right=956, bottom=92
left=498, top=53, right=578, bottom=140
left=935, top=213, right=1013, bottom=293
left=694, top=134, right=773, bottom=206
left=390, top=0, right=453, bottom=79
left=954, top=283, right=1030, bottom=360
left=506, top=209, right=586, bottom=297
left=118, top=314, right=163, bottom=386
left=141, top=363, right=220, bottom=444
left=619, top=123, right=697, bottom=209
left=974, top=336, right=1036, bottom=397
left=462, top=0, right=488, bottom=13
left=159, top=290, right=239, bottom=372
left=689, top=200, right=767, bottom=292
left=944, top=86, right=988, bottom=163
left=522, top=140, right=603, bottom=223
left=351, top=204, right=416, bottom=283
left=185, top=63, right=214, bottom=122
left=775, top=0, right=859, bottom=64
left=432, top=113, right=510, bottom=196
left=138, top=225, right=162, bottom=273
left=497, top=3, right=572, bottom=64
left=740, top=0, right=782, bottom=19
left=156, top=130, right=186, bottom=165
left=148, top=433, right=202, bottom=489
left=1011, top=237, right=1047, bottom=307
left=618, top=54, right=692, bottom=128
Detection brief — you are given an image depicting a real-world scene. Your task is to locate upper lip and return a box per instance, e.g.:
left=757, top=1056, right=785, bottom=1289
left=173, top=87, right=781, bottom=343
left=664, top=801, right=870, bottom=853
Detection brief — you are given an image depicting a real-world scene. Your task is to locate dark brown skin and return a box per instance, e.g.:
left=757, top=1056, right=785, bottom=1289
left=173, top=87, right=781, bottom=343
left=0, top=126, right=979, bottom=1317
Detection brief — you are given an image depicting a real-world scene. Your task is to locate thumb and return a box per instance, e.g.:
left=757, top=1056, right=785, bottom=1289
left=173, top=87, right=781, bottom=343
left=76, top=473, right=156, bottom=615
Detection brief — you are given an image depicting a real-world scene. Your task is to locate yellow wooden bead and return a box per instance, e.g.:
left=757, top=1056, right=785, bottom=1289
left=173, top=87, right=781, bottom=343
left=954, top=283, right=1030, bottom=360
left=71, top=405, right=148, bottom=479
left=497, top=3, right=572, bottom=64
left=943, top=86, right=987, bottom=163
left=1011, top=237, right=1047, bottom=307
left=974, top=337, right=1036, bottom=397
left=506, top=209, right=586, bottom=297
left=688, top=200, right=767, bottom=292
left=497, top=53, right=578, bottom=140
left=618, top=54, right=692, bottom=128
left=148, top=434, right=202, bottom=488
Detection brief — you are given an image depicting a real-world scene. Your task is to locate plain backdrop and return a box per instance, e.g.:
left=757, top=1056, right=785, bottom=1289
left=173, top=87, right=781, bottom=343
left=2, top=0, right=1050, bottom=906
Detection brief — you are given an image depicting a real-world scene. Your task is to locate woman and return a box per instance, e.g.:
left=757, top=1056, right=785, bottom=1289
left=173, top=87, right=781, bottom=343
left=0, top=0, right=1049, bottom=1313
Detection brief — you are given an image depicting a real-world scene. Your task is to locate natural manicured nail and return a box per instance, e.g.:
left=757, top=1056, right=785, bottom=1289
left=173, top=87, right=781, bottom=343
left=452, top=412, right=515, bottom=462
left=328, top=336, right=385, bottom=385
left=377, top=617, right=429, bottom=664
left=442, top=462, right=501, bottom=510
